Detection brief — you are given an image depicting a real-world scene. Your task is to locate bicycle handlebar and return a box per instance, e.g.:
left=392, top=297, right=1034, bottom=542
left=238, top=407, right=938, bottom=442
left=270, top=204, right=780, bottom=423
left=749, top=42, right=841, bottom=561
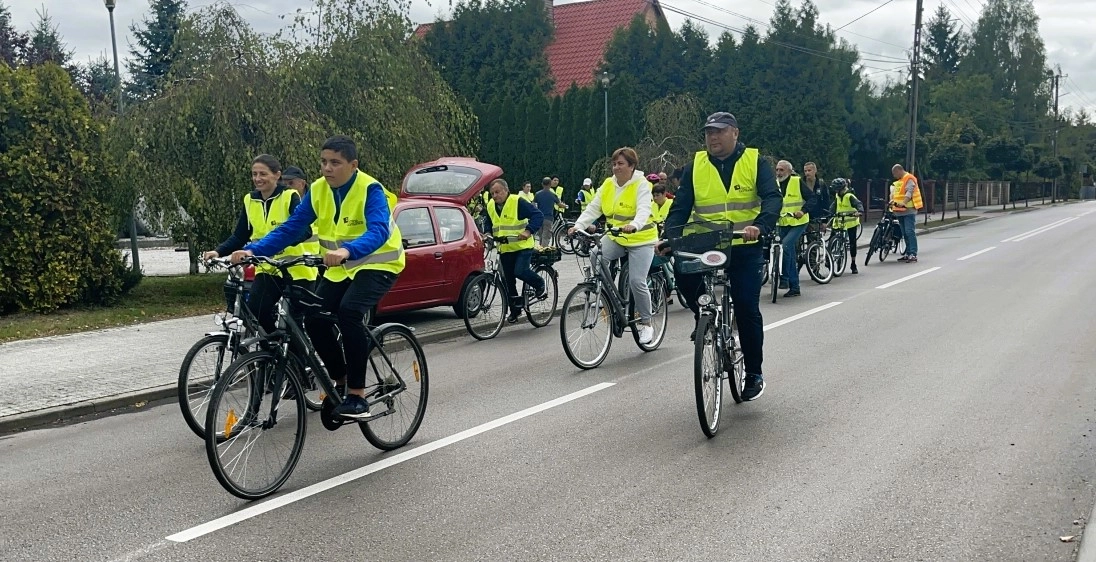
left=233, top=254, right=328, bottom=274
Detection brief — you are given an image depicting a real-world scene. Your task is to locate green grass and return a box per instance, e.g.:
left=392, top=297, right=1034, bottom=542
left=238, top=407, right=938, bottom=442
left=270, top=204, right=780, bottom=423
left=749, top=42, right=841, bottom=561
left=0, top=274, right=226, bottom=343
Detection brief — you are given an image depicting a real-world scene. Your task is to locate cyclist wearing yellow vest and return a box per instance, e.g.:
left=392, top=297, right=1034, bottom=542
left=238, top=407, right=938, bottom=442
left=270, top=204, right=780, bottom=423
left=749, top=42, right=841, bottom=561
left=775, top=160, right=816, bottom=298
left=570, top=147, right=658, bottom=345
left=827, top=178, right=864, bottom=274
left=660, top=112, right=783, bottom=402
left=204, top=155, right=316, bottom=332
left=649, top=184, right=672, bottom=227
left=891, top=164, right=923, bottom=263
left=233, top=136, right=404, bottom=420
left=482, top=178, right=548, bottom=323
left=575, top=178, right=596, bottom=212
left=518, top=181, right=536, bottom=203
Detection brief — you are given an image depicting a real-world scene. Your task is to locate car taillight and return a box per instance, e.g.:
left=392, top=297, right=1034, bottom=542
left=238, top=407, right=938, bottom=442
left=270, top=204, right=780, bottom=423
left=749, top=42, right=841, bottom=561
left=243, top=265, right=256, bottom=281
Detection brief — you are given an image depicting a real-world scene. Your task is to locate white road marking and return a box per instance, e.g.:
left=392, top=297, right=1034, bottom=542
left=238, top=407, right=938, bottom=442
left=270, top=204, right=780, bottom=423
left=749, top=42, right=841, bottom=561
left=875, top=267, right=942, bottom=289
left=763, top=302, right=843, bottom=331
left=1077, top=209, right=1095, bottom=218
left=1009, top=217, right=1077, bottom=242
left=1001, top=218, right=1075, bottom=242
left=167, top=382, right=615, bottom=543
left=957, top=247, right=997, bottom=261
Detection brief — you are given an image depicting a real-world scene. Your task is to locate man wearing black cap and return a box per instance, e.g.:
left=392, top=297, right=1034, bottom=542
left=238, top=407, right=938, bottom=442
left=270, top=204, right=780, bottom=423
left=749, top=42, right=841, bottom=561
left=661, top=111, right=782, bottom=401
left=282, top=166, right=309, bottom=198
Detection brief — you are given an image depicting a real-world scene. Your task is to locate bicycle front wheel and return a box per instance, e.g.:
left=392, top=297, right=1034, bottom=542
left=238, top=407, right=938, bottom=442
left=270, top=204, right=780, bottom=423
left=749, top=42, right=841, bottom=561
left=360, top=324, right=429, bottom=451
left=828, top=236, right=847, bottom=278
left=865, top=227, right=883, bottom=265
left=769, top=244, right=782, bottom=303
left=463, top=272, right=506, bottom=340
left=179, top=334, right=232, bottom=439
left=560, top=283, right=613, bottom=369
left=694, top=314, right=723, bottom=438
left=806, top=242, right=833, bottom=284
left=524, top=266, right=558, bottom=328
left=726, top=315, right=745, bottom=404
left=205, top=350, right=306, bottom=500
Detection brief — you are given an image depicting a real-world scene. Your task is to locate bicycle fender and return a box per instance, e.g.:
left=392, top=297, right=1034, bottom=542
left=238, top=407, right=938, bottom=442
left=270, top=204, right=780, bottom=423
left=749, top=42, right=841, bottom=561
left=204, top=331, right=230, bottom=337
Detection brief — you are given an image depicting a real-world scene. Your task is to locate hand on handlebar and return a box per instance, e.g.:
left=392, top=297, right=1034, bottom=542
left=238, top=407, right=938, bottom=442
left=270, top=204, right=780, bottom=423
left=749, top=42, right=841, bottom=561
left=742, top=225, right=761, bottom=242
left=229, top=249, right=253, bottom=265
left=202, top=250, right=219, bottom=261
left=324, top=248, right=350, bottom=267
left=620, top=224, right=637, bottom=234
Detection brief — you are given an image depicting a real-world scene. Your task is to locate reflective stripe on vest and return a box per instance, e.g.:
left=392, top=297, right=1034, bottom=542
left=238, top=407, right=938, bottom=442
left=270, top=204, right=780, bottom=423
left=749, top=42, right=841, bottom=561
left=311, top=171, right=405, bottom=281
left=834, top=192, right=861, bottom=229
left=684, top=148, right=761, bottom=246
left=777, top=176, right=809, bottom=226
left=245, top=189, right=317, bottom=281
left=598, top=176, right=658, bottom=246
left=486, top=194, right=534, bottom=253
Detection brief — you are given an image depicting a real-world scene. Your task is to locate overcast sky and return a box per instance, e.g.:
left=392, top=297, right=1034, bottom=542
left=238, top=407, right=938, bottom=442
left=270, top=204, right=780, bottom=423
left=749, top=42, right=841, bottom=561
left=6, top=0, right=1095, bottom=115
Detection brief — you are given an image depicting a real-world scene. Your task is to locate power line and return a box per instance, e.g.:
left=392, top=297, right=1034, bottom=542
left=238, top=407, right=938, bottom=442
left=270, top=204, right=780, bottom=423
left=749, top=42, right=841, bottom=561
left=659, top=1, right=900, bottom=71
left=833, top=0, right=896, bottom=33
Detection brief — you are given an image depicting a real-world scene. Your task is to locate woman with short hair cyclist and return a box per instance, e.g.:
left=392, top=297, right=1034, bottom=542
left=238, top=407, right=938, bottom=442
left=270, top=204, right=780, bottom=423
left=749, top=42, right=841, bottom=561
left=568, top=147, right=657, bottom=344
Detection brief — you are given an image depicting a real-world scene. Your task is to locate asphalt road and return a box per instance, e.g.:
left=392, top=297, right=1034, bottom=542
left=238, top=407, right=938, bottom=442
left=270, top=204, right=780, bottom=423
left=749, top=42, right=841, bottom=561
left=3, top=203, right=1095, bottom=562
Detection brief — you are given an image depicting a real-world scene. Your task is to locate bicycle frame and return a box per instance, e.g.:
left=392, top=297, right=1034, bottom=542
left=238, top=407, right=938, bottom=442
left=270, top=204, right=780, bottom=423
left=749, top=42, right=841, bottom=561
left=572, top=230, right=634, bottom=337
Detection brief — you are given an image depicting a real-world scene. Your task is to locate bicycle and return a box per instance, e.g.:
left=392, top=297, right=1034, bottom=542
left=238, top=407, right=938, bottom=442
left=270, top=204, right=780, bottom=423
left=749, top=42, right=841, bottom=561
left=551, top=212, right=578, bottom=255
left=204, top=255, right=429, bottom=500
left=799, top=216, right=834, bottom=284
left=178, top=258, right=322, bottom=440
left=560, top=227, right=669, bottom=369
left=864, top=204, right=905, bottom=265
left=826, top=212, right=859, bottom=277
left=663, top=227, right=747, bottom=438
left=760, top=228, right=782, bottom=304
left=463, top=235, right=559, bottom=340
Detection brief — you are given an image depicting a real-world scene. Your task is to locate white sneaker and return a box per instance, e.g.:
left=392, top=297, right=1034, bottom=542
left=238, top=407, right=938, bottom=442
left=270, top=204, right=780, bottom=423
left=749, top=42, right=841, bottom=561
left=638, top=325, right=654, bottom=345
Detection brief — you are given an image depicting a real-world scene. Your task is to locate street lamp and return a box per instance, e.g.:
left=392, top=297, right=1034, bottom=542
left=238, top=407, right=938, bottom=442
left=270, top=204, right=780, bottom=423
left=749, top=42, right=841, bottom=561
left=600, top=71, right=612, bottom=157
left=105, top=0, right=140, bottom=272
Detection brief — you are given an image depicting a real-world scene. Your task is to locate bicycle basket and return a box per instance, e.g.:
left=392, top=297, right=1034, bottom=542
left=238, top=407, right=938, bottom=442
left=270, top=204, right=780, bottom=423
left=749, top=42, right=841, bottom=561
left=531, top=246, right=562, bottom=267
left=669, top=229, right=734, bottom=255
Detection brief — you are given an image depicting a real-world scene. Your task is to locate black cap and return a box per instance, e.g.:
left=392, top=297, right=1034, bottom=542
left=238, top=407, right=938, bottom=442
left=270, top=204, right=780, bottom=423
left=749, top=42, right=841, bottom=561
left=702, top=112, right=738, bottom=130
left=282, top=166, right=306, bottom=181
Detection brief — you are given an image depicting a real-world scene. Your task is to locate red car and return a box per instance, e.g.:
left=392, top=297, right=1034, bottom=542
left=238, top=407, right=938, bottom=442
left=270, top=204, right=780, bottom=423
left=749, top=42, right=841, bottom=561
left=375, top=157, right=500, bottom=317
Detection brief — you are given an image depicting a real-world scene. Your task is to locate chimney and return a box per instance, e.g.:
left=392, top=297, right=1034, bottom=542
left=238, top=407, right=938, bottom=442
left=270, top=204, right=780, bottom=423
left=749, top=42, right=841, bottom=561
left=544, top=0, right=553, bottom=24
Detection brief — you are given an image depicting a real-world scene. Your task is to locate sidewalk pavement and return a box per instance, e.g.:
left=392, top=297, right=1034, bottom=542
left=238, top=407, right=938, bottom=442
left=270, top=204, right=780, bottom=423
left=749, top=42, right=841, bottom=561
left=2, top=200, right=1077, bottom=433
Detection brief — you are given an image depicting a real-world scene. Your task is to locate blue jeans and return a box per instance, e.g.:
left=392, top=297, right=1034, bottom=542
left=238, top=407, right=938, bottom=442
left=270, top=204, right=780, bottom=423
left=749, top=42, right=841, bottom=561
left=899, top=214, right=918, bottom=256
left=500, top=249, right=543, bottom=313
left=778, top=224, right=807, bottom=290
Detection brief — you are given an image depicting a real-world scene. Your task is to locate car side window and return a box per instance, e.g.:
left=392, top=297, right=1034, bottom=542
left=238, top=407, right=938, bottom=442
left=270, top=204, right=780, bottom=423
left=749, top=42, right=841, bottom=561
left=434, top=207, right=466, bottom=243
left=395, top=207, right=436, bottom=248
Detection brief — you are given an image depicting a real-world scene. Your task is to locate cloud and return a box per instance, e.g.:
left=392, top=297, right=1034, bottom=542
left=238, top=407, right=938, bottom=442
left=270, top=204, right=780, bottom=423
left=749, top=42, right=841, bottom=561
left=5, top=0, right=1093, bottom=113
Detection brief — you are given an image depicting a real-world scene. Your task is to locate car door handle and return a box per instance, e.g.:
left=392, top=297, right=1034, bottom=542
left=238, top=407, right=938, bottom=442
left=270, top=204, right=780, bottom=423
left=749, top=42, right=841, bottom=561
left=434, top=252, right=443, bottom=259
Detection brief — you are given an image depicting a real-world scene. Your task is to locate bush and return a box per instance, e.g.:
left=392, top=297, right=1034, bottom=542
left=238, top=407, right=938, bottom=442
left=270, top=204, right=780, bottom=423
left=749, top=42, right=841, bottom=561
left=0, top=63, right=128, bottom=313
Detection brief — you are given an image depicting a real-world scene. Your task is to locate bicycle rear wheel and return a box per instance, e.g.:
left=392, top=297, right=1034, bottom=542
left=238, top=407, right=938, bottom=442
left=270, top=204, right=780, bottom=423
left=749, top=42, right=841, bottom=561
left=524, top=266, right=558, bottom=328
left=865, top=227, right=883, bottom=265
left=360, top=324, right=429, bottom=451
left=205, top=350, right=306, bottom=500
left=726, top=316, right=745, bottom=404
left=630, top=271, right=668, bottom=352
left=694, top=314, right=723, bottom=438
left=555, top=225, right=576, bottom=255
left=179, top=334, right=232, bottom=439
left=560, top=283, right=613, bottom=369
left=807, top=242, right=833, bottom=284
left=463, top=272, right=506, bottom=340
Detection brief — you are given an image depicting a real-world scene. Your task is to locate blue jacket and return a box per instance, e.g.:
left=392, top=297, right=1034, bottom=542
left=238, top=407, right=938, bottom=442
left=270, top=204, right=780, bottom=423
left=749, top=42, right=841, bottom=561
left=246, top=171, right=392, bottom=261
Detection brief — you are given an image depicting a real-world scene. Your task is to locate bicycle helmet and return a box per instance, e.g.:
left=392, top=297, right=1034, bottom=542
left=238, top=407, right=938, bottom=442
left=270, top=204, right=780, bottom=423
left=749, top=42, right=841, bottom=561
left=830, top=178, right=848, bottom=191
left=646, top=173, right=660, bottom=183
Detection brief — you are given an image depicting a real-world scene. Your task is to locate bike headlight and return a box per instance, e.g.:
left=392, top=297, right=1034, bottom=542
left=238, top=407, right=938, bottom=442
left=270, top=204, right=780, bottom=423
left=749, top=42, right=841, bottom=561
left=697, top=294, right=713, bottom=306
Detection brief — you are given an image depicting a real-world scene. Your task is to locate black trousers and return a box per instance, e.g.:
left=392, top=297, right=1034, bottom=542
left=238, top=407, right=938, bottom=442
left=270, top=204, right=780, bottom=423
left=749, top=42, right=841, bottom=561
left=674, top=246, right=765, bottom=376
left=306, top=270, right=398, bottom=389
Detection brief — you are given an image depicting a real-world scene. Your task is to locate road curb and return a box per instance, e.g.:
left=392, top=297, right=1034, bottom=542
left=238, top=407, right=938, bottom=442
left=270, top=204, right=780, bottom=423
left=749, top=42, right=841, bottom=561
left=1078, top=499, right=1096, bottom=562
left=0, top=384, right=177, bottom=435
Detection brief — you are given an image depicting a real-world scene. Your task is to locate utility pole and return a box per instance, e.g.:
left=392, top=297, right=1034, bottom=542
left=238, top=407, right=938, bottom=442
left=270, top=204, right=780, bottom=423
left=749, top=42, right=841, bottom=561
left=905, top=0, right=924, bottom=173
left=1051, top=68, right=1066, bottom=203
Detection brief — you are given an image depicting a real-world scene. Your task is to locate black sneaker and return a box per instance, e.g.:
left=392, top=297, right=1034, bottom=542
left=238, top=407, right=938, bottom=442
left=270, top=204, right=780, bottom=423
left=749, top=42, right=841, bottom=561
left=897, top=255, right=909, bottom=262
left=783, top=289, right=801, bottom=297
left=506, top=309, right=521, bottom=323
left=535, top=286, right=549, bottom=300
left=333, top=394, right=372, bottom=419
left=323, top=385, right=346, bottom=410
left=689, top=328, right=696, bottom=341
left=850, top=264, right=858, bottom=274
left=741, top=373, right=765, bottom=401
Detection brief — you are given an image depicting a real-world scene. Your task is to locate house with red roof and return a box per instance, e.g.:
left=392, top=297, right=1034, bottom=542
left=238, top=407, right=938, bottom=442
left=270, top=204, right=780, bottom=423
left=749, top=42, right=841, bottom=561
left=413, top=0, right=667, bottom=96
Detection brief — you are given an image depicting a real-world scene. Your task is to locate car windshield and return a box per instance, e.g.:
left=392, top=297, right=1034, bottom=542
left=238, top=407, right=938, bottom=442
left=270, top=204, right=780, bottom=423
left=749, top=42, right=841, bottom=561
left=404, top=165, right=482, bottom=197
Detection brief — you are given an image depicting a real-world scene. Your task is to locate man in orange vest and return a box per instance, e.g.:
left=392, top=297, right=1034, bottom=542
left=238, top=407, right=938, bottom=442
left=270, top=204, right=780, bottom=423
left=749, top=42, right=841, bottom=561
left=890, top=164, right=923, bottom=263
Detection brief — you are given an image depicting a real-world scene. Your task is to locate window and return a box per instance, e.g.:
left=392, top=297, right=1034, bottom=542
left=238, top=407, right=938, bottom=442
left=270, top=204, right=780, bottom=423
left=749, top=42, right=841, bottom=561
left=403, top=165, right=482, bottom=197
left=434, top=207, right=466, bottom=243
left=395, top=207, right=436, bottom=248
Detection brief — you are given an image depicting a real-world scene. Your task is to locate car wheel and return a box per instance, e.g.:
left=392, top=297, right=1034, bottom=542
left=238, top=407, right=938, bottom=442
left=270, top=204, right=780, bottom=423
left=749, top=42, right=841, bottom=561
left=453, top=274, right=483, bottom=319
